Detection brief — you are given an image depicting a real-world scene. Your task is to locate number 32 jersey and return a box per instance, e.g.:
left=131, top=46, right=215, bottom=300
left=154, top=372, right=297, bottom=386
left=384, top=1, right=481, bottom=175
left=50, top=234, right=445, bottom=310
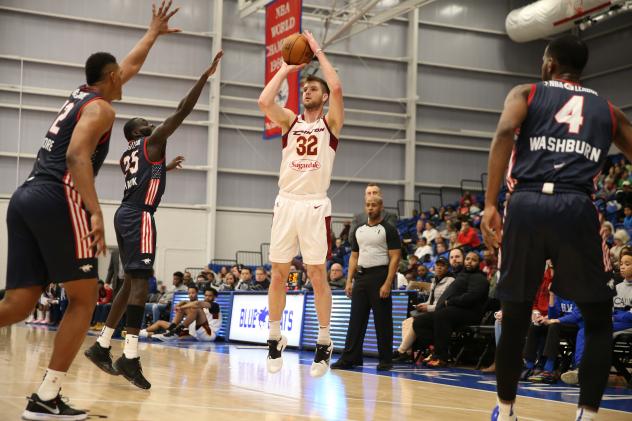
left=278, top=114, right=338, bottom=196
left=120, top=138, right=166, bottom=212
left=508, top=80, right=616, bottom=193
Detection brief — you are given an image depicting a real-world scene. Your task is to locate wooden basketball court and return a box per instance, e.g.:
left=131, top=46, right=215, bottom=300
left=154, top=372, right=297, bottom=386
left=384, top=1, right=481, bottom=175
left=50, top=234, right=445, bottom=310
left=1, top=325, right=631, bottom=420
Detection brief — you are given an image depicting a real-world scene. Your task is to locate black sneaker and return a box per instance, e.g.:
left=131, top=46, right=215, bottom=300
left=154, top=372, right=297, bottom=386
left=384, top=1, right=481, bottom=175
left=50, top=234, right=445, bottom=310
left=520, top=367, right=534, bottom=381
left=331, top=359, right=357, bottom=370
left=392, top=350, right=412, bottom=363
left=377, top=361, right=393, bottom=371
left=84, top=342, right=118, bottom=375
left=113, top=355, right=151, bottom=390
left=310, top=341, right=334, bottom=377
left=22, top=392, right=86, bottom=420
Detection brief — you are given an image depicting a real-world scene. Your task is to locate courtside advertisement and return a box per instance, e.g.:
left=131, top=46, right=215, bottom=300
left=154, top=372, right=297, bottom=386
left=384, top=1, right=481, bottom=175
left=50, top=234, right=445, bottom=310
left=229, top=294, right=305, bottom=346
left=264, top=0, right=302, bottom=138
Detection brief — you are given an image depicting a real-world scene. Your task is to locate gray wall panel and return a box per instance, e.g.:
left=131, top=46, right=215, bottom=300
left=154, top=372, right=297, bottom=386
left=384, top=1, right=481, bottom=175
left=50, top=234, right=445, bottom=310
left=0, top=0, right=214, bottom=33
left=586, top=68, right=632, bottom=108
left=218, top=129, right=282, bottom=173
left=419, top=0, right=517, bottom=32
left=415, top=146, right=488, bottom=186
left=417, top=105, right=499, bottom=133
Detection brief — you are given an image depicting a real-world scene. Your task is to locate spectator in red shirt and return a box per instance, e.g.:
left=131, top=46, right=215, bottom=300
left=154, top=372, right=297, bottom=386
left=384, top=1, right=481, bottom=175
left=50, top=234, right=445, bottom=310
left=457, top=219, right=481, bottom=250
left=92, top=280, right=113, bottom=330
left=480, top=249, right=498, bottom=282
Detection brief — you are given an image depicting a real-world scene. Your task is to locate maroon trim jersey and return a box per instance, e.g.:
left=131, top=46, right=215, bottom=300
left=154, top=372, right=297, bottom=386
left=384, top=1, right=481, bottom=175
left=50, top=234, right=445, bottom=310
left=27, top=85, right=111, bottom=186
left=120, top=137, right=166, bottom=213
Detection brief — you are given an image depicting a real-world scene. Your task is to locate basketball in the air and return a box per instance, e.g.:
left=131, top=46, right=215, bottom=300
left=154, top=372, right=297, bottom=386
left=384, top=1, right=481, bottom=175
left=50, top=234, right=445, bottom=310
left=282, top=33, right=314, bottom=65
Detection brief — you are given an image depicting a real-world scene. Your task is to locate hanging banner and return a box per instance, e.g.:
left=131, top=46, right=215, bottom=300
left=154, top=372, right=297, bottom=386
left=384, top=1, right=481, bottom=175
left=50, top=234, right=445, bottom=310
left=264, top=0, right=302, bottom=139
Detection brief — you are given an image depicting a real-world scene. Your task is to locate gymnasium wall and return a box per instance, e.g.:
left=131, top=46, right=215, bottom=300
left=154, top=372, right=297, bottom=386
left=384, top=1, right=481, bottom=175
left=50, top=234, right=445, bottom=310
left=0, top=0, right=630, bottom=288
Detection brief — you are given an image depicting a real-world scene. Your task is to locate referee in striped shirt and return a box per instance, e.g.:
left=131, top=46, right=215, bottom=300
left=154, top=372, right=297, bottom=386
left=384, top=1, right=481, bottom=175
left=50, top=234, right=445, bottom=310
left=332, top=195, right=401, bottom=371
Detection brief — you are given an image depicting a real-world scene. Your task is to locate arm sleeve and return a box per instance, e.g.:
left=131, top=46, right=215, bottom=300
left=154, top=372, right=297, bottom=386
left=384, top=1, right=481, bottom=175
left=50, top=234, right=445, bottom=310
left=384, top=223, right=402, bottom=250
left=350, top=226, right=360, bottom=252
left=558, top=305, right=583, bottom=325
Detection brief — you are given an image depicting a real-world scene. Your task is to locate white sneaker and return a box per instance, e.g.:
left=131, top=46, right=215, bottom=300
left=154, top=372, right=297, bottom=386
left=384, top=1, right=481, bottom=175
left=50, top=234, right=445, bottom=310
left=561, top=369, right=579, bottom=385
left=154, top=332, right=178, bottom=342
left=24, top=315, right=35, bottom=324
left=139, top=329, right=149, bottom=338
left=310, top=341, right=334, bottom=378
left=266, top=335, right=288, bottom=374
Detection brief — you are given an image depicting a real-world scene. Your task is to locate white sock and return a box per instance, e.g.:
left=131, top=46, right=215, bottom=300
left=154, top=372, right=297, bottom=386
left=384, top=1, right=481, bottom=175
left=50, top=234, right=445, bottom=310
left=97, top=326, right=115, bottom=348
left=37, top=310, right=43, bottom=320
left=123, top=334, right=139, bottom=359
left=576, top=408, right=597, bottom=420
left=317, top=325, right=331, bottom=345
left=269, top=320, right=281, bottom=340
left=37, top=369, right=66, bottom=401
left=497, top=398, right=516, bottom=421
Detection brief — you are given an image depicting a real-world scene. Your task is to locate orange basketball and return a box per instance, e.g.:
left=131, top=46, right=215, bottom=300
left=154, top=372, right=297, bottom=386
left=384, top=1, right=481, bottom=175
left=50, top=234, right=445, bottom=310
left=282, top=33, right=314, bottom=65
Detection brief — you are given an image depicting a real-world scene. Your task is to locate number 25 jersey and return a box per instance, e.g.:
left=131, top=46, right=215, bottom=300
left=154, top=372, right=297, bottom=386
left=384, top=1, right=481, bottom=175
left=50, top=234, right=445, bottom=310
left=278, top=114, right=338, bottom=196
left=508, top=80, right=616, bottom=193
left=120, top=138, right=166, bottom=212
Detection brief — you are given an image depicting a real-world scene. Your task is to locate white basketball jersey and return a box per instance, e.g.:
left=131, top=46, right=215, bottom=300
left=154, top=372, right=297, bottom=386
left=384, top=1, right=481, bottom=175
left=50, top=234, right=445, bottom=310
left=278, top=115, right=338, bottom=196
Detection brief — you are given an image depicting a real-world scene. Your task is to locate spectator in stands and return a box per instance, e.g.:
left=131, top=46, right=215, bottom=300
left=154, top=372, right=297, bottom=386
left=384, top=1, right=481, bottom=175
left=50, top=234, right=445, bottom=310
left=331, top=238, right=346, bottom=266
left=414, top=237, right=433, bottom=260
left=562, top=248, right=632, bottom=385
left=218, top=266, right=229, bottom=281
left=413, top=251, right=488, bottom=368
left=616, top=181, right=632, bottom=208
left=230, top=265, right=241, bottom=280
left=183, top=271, right=193, bottom=286
left=624, top=205, right=632, bottom=231
left=428, top=207, right=440, bottom=223
left=611, top=229, right=630, bottom=269
left=328, top=263, right=346, bottom=290
left=145, top=287, right=222, bottom=342
left=522, top=292, right=582, bottom=384
left=196, top=274, right=211, bottom=292
left=432, top=243, right=449, bottom=265
left=218, top=272, right=237, bottom=291
left=416, top=265, right=430, bottom=282
left=145, top=272, right=187, bottom=325
left=460, top=191, right=477, bottom=207
left=251, top=267, right=271, bottom=291
left=448, top=247, right=465, bottom=274
left=448, top=231, right=459, bottom=250
left=598, top=176, right=617, bottom=201
left=482, top=262, right=553, bottom=374
left=236, top=267, right=253, bottom=290
left=457, top=219, right=481, bottom=250
left=422, top=222, right=439, bottom=244
left=393, top=257, right=455, bottom=362
left=91, top=280, right=113, bottom=330
left=403, top=254, right=420, bottom=274
left=350, top=183, right=398, bottom=232
left=480, top=249, right=498, bottom=282
left=601, top=221, right=615, bottom=247
left=27, top=284, right=56, bottom=325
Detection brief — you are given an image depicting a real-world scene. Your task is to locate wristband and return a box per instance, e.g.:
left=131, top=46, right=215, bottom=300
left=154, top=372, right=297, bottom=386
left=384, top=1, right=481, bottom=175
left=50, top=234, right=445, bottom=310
left=315, top=48, right=324, bottom=56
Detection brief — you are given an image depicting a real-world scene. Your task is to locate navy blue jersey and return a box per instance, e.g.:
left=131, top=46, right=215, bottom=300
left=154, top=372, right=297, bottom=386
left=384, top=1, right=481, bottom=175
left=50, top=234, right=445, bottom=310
left=508, top=80, right=615, bottom=193
left=27, top=85, right=111, bottom=186
left=120, top=137, right=166, bottom=212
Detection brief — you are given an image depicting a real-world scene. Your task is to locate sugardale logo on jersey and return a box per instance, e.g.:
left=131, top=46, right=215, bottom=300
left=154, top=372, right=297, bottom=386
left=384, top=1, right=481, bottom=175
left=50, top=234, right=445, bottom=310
left=238, top=306, right=294, bottom=331
left=289, top=159, right=321, bottom=172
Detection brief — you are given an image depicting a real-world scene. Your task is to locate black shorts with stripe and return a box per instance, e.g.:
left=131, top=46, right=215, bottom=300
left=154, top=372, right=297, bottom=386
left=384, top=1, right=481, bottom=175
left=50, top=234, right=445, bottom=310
left=6, top=181, right=98, bottom=290
left=114, top=205, right=156, bottom=273
left=497, top=185, right=614, bottom=304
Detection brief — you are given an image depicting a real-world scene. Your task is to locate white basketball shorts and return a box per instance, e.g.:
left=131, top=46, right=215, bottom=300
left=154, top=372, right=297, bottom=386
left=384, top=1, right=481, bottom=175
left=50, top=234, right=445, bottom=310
left=269, top=192, right=332, bottom=265
left=189, top=319, right=216, bottom=342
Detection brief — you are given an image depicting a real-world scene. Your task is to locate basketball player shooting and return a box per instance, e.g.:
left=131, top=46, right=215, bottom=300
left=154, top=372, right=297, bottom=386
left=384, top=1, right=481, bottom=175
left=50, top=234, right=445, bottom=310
left=84, top=50, right=223, bottom=390
left=258, top=30, right=344, bottom=377
left=0, top=2, right=180, bottom=419
left=482, top=35, right=632, bottom=421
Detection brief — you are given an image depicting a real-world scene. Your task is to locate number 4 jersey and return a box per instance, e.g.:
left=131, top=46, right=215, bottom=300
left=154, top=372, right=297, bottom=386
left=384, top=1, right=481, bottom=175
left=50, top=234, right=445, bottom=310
left=278, top=114, right=338, bottom=196
left=120, top=137, right=166, bottom=212
left=508, top=80, right=616, bottom=193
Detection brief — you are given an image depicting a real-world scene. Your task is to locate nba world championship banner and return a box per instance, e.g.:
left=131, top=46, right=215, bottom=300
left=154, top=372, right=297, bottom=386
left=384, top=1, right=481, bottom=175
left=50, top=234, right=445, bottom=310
left=264, top=0, right=302, bottom=138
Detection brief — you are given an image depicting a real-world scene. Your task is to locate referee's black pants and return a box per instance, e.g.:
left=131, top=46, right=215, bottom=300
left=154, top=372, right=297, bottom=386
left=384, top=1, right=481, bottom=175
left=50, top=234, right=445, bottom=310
left=341, top=266, right=393, bottom=364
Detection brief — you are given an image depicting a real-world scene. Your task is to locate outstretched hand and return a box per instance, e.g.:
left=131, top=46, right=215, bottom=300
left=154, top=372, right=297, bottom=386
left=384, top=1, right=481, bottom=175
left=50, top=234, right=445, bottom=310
left=280, top=60, right=306, bottom=74
left=150, top=0, right=182, bottom=36
left=204, top=50, right=224, bottom=78
left=302, top=30, right=321, bottom=54
left=167, top=155, right=185, bottom=171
